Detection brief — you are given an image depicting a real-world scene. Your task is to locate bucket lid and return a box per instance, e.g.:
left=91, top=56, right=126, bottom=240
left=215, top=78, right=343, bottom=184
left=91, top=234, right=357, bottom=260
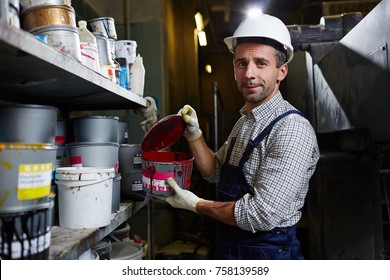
left=142, top=115, right=185, bottom=152
left=55, top=167, right=115, bottom=182
left=111, top=241, right=142, bottom=260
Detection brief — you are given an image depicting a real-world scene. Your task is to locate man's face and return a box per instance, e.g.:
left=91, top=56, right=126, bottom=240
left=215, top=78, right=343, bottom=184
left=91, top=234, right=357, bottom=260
left=233, top=43, right=288, bottom=109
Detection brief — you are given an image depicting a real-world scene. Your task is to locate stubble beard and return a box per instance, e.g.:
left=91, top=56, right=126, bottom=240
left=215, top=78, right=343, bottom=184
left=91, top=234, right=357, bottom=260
left=240, top=81, right=276, bottom=104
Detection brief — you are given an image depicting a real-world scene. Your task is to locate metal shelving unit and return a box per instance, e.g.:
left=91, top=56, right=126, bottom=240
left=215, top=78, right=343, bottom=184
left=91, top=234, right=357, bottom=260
left=49, top=199, right=149, bottom=260
left=0, top=20, right=146, bottom=110
left=0, top=19, right=149, bottom=259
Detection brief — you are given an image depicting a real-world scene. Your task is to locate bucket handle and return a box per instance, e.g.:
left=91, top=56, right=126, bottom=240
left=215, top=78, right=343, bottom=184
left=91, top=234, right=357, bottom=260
left=55, top=175, right=114, bottom=188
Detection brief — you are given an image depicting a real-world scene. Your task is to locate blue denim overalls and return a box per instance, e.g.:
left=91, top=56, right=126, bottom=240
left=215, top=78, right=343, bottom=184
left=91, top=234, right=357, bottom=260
left=214, top=110, right=305, bottom=260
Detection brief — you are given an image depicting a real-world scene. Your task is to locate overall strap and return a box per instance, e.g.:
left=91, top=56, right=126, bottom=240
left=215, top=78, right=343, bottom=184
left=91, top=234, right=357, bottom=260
left=225, top=137, right=237, bottom=163
left=238, top=110, right=304, bottom=168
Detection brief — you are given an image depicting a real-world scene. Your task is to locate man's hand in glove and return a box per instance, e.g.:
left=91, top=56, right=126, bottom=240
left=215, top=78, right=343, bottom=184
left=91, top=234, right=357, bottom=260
left=178, top=105, right=202, bottom=141
left=165, top=178, right=202, bottom=213
left=135, top=96, right=158, bottom=133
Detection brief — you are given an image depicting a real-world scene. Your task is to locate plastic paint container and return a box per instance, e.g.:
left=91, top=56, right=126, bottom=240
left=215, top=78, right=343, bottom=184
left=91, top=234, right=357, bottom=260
left=0, top=143, right=57, bottom=213
left=141, top=115, right=193, bottom=197
left=141, top=151, right=193, bottom=196
left=0, top=201, right=53, bottom=259
left=55, top=167, right=115, bottom=229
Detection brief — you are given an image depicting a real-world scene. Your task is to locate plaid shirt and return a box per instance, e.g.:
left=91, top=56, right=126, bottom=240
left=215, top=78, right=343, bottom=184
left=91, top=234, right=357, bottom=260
left=206, top=92, right=319, bottom=232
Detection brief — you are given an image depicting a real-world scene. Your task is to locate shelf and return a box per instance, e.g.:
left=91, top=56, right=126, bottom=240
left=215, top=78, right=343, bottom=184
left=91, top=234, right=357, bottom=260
left=49, top=198, right=149, bottom=260
left=0, top=20, right=146, bottom=111
left=0, top=20, right=151, bottom=260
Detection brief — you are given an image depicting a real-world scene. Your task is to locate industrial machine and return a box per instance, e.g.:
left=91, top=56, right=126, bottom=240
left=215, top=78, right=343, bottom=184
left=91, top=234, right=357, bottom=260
left=286, top=0, right=390, bottom=259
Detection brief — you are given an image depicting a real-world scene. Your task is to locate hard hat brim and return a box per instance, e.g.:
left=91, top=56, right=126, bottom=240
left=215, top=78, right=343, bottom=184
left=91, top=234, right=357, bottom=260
left=224, top=35, right=294, bottom=63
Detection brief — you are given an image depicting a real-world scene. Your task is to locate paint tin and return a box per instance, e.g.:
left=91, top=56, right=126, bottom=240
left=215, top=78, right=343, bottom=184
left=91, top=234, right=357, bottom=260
left=67, top=142, right=119, bottom=173
left=0, top=201, right=53, bottom=259
left=119, top=144, right=142, bottom=173
left=119, top=144, right=146, bottom=200
left=141, top=151, right=193, bottom=196
left=0, top=104, right=57, bottom=144
left=115, top=40, right=137, bottom=64
left=31, top=24, right=81, bottom=61
left=117, top=121, right=129, bottom=144
left=72, top=115, right=119, bottom=143
left=20, top=4, right=76, bottom=31
left=120, top=170, right=144, bottom=201
left=0, top=143, right=57, bottom=213
left=19, top=0, right=72, bottom=11
left=141, top=115, right=193, bottom=196
left=87, top=17, right=117, bottom=40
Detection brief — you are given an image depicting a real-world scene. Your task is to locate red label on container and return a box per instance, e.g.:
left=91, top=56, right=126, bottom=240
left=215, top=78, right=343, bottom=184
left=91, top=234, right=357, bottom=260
left=142, top=171, right=174, bottom=192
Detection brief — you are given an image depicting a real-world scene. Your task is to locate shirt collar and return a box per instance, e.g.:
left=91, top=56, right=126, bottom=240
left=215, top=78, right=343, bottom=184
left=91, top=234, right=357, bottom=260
left=239, top=91, right=284, bottom=121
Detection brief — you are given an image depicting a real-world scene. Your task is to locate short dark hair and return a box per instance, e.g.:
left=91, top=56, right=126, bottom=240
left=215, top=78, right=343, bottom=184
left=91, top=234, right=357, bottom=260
left=235, top=37, right=287, bottom=67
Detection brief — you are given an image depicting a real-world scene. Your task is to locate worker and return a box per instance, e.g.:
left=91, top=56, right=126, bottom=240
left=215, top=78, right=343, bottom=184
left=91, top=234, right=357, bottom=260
left=164, top=13, right=320, bottom=260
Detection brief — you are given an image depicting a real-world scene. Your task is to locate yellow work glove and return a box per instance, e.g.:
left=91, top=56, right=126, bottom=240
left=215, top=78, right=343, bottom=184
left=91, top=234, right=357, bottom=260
left=165, top=178, right=202, bottom=213
left=178, top=105, right=202, bottom=141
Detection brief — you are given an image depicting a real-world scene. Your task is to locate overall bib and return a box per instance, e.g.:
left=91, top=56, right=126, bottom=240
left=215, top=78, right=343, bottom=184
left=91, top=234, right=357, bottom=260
left=215, top=110, right=305, bottom=260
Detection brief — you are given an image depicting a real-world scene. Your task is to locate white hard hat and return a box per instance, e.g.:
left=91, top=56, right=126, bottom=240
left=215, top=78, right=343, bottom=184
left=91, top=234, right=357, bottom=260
left=224, top=14, right=294, bottom=63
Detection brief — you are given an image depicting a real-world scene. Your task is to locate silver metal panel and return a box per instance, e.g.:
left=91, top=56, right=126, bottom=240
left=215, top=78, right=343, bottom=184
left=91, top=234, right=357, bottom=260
left=313, top=0, right=390, bottom=142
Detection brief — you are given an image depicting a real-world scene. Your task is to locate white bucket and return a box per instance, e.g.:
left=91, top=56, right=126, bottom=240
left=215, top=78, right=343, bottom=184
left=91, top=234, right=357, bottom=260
left=56, top=167, right=115, bottom=229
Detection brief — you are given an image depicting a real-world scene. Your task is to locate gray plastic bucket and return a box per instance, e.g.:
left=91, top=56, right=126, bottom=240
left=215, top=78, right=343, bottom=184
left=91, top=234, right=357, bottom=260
left=112, top=175, right=121, bottom=213
left=67, top=142, right=119, bottom=172
left=0, top=143, right=57, bottom=213
left=119, top=144, right=142, bottom=173
left=120, top=170, right=146, bottom=201
left=0, top=104, right=57, bottom=144
left=72, top=116, right=119, bottom=143
left=117, top=121, right=129, bottom=144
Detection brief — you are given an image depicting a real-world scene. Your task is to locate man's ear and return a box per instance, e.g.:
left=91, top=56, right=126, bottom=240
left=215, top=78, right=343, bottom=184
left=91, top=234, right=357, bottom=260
left=277, top=63, right=288, bottom=82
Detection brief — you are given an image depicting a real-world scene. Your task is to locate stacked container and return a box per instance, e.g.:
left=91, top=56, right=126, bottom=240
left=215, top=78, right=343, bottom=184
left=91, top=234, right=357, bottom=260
left=59, top=115, right=121, bottom=223
left=115, top=40, right=145, bottom=96
left=87, top=17, right=119, bottom=83
left=54, top=115, right=120, bottom=229
left=119, top=144, right=145, bottom=201
left=16, top=2, right=145, bottom=91
left=115, top=40, right=137, bottom=90
left=19, top=0, right=81, bottom=61
left=86, top=16, right=145, bottom=93
left=0, top=104, right=58, bottom=259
